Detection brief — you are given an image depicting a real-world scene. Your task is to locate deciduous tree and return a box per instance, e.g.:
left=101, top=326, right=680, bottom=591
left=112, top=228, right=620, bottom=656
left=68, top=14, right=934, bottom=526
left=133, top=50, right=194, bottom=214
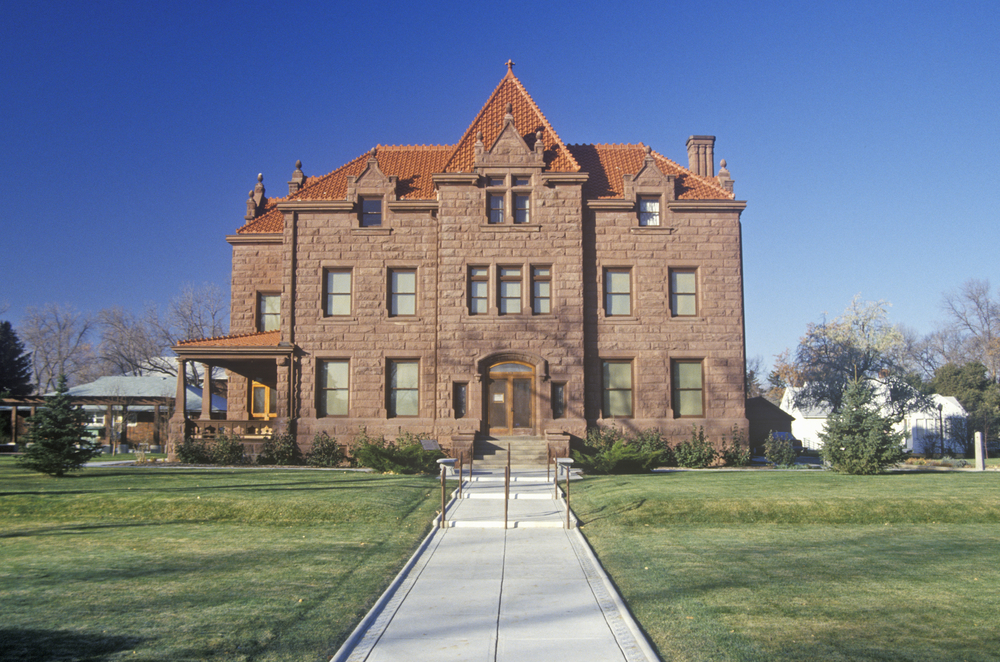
left=941, top=279, right=1000, bottom=382
left=20, top=304, right=96, bottom=392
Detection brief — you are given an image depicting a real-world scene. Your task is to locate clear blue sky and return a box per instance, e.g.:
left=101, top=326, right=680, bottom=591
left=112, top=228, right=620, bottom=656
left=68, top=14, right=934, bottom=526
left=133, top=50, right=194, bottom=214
left=3, top=0, right=997, bottom=373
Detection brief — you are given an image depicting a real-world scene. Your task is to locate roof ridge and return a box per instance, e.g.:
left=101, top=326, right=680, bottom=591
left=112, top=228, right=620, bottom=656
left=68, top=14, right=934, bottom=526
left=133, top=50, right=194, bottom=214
left=443, top=70, right=580, bottom=173
left=377, top=144, right=455, bottom=151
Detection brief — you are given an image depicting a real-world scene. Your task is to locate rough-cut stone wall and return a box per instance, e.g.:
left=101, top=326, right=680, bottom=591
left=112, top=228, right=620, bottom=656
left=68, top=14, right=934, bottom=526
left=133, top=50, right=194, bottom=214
left=228, top=240, right=283, bottom=419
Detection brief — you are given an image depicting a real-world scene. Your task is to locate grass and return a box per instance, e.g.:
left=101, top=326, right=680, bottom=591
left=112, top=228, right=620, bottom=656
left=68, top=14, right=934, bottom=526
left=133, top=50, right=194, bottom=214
left=573, top=471, right=1000, bottom=662
left=0, top=457, right=441, bottom=661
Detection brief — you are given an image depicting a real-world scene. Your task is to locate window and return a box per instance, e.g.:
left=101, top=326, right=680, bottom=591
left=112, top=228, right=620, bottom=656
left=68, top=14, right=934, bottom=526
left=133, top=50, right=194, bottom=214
left=670, top=269, right=697, bottom=317
left=639, top=196, right=660, bottom=226
left=388, top=360, right=419, bottom=417
left=551, top=382, right=566, bottom=419
left=453, top=382, right=467, bottom=419
left=514, top=194, right=530, bottom=224
left=250, top=381, right=277, bottom=419
left=488, top=193, right=504, bottom=224
left=324, top=269, right=351, bottom=317
left=360, top=197, right=382, bottom=227
left=532, top=266, right=551, bottom=314
left=498, top=266, right=522, bottom=314
left=672, top=360, right=704, bottom=417
left=469, top=266, right=489, bottom=315
left=604, top=268, right=631, bottom=316
left=258, top=293, right=280, bottom=332
left=602, top=360, right=633, bottom=418
left=389, top=269, right=416, bottom=316
left=318, top=360, right=349, bottom=417
left=486, top=174, right=531, bottom=224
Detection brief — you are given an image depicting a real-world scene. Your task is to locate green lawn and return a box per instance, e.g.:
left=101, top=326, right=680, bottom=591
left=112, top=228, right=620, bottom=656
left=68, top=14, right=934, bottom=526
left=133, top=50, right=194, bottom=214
left=0, top=459, right=440, bottom=661
left=573, top=471, right=1000, bottom=662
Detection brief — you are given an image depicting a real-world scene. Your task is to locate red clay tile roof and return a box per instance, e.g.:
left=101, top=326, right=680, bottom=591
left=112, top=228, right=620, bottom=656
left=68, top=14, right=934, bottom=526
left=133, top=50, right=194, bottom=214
left=176, top=330, right=281, bottom=347
left=236, top=72, right=733, bottom=234
left=567, top=143, right=735, bottom=201
left=443, top=69, right=579, bottom=174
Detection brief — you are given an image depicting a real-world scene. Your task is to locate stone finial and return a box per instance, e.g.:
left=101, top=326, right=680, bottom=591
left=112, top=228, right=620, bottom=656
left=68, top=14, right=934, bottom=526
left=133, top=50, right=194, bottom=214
left=716, top=158, right=734, bottom=194
left=253, top=173, right=266, bottom=210
left=245, top=191, right=256, bottom=221
left=644, top=145, right=654, bottom=163
left=505, top=59, right=515, bottom=73
left=288, top=160, right=306, bottom=195
left=503, top=102, right=514, bottom=125
left=535, top=129, right=544, bottom=154
left=475, top=131, right=484, bottom=157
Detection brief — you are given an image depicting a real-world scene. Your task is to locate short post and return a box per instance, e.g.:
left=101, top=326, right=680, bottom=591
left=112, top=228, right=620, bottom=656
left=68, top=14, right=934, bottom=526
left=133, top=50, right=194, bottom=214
left=556, top=458, right=573, bottom=529
left=457, top=454, right=464, bottom=498
left=974, top=431, right=986, bottom=471
left=504, top=463, right=510, bottom=530
left=437, top=458, right=456, bottom=528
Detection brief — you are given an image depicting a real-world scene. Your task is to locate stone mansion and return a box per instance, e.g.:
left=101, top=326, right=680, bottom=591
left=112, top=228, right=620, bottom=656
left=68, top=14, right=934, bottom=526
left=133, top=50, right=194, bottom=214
left=168, top=66, right=748, bottom=459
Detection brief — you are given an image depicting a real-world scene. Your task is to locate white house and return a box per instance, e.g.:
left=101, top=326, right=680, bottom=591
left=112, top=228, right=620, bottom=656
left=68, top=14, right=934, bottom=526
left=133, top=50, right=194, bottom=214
left=780, top=387, right=968, bottom=455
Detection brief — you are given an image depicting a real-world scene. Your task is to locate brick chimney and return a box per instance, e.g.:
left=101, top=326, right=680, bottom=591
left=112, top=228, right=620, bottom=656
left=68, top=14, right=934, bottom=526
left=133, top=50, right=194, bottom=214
left=686, top=135, right=715, bottom=177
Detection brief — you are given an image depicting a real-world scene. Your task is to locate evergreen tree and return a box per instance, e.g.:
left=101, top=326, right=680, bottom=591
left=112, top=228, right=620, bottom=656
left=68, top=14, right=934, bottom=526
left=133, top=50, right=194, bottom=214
left=820, top=380, right=906, bottom=474
left=0, top=320, right=33, bottom=396
left=17, top=374, right=99, bottom=476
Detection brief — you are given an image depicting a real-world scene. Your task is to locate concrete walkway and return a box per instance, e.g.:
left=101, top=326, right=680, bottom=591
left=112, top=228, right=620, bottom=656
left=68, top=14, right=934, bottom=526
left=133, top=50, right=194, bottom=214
left=330, top=469, right=660, bottom=662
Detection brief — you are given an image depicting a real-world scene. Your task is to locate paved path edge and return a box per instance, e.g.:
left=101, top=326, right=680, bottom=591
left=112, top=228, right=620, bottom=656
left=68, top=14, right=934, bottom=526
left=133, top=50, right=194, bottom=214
left=327, top=507, right=451, bottom=662
left=568, top=527, right=663, bottom=661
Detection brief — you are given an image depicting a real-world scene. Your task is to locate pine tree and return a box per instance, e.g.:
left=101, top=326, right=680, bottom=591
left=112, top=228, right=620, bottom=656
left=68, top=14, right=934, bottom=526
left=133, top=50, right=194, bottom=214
left=820, top=380, right=906, bottom=474
left=0, top=320, right=33, bottom=396
left=17, top=374, right=99, bottom=476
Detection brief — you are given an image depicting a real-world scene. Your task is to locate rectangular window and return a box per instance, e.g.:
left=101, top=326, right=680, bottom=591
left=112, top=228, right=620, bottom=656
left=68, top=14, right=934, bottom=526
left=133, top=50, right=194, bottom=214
left=488, top=193, right=504, bottom=224
left=498, top=266, right=522, bottom=315
left=388, top=360, right=419, bottom=417
left=469, top=266, right=489, bottom=315
left=360, top=197, right=382, bottom=227
left=324, top=269, right=352, bottom=317
left=453, top=382, right=467, bottom=419
left=250, top=381, right=277, bottom=419
left=551, top=382, right=565, bottom=419
left=258, top=293, right=280, bottom=332
left=672, top=360, right=704, bottom=417
left=318, top=360, right=349, bottom=417
left=604, top=268, right=631, bottom=316
left=532, top=266, right=551, bottom=314
left=389, top=269, right=416, bottom=316
left=602, top=360, right=633, bottom=418
left=670, top=269, right=697, bottom=317
left=639, top=196, right=660, bottom=226
left=514, top=194, right=530, bottom=224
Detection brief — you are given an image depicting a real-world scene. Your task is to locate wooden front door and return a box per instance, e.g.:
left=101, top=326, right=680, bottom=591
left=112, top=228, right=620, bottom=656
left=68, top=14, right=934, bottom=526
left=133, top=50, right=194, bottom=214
left=487, top=362, right=534, bottom=436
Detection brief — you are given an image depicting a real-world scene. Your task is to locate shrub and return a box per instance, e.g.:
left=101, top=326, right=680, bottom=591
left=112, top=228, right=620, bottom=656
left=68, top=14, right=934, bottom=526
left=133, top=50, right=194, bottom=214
left=351, top=429, right=443, bottom=474
left=256, top=432, right=302, bottom=466
left=764, top=432, right=798, bottom=466
left=176, top=437, right=210, bottom=464
left=674, top=425, right=717, bottom=468
left=573, top=426, right=672, bottom=474
left=209, top=433, right=247, bottom=465
left=720, top=425, right=752, bottom=467
left=306, top=432, right=347, bottom=467
left=820, top=381, right=906, bottom=474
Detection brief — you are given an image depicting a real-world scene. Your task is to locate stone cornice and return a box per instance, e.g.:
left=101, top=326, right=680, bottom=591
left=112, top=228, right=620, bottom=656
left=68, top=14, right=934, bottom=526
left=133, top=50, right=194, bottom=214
left=540, top=172, right=589, bottom=186
left=586, top=199, right=633, bottom=211
left=666, top=200, right=747, bottom=212
left=432, top=173, right=480, bottom=186
left=226, top=233, right=283, bottom=245
left=387, top=199, right=438, bottom=213
left=276, top=199, right=354, bottom=211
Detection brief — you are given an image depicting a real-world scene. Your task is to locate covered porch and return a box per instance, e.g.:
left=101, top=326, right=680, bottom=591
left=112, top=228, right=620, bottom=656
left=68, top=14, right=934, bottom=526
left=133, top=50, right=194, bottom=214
left=170, top=331, right=294, bottom=460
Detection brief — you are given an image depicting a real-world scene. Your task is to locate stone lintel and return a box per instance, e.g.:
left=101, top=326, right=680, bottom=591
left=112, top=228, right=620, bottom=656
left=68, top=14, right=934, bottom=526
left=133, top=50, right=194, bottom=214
left=226, top=233, right=283, bottom=245
left=276, top=199, right=353, bottom=211
left=666, top=200, right=747, bottom=213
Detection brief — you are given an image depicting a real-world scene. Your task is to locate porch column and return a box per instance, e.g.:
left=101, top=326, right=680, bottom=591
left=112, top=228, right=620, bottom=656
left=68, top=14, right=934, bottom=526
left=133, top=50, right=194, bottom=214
left=273, top=355, right=291, bottom=435
left=10, top=407, right=17, bottom=446
left=168, top=359, right=188, bottom=461
left=153, top=404, right=161, bottom=448
left=105, top=405, right=113, bottom=452
left=201, top=363, right=213, bottom=421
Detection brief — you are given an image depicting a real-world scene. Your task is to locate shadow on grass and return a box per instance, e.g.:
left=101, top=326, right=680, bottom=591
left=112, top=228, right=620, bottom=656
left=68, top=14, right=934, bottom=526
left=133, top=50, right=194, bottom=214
left=0, top=628, right=144, bottom=662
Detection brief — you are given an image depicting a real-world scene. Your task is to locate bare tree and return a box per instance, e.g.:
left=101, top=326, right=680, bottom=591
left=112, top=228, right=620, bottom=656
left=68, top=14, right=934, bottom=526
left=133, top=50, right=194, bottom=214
left=941, top=279, right=1000, bottom=382
left=20, top=304, right=96, bottom=392
left=97, top=283, right=229, bottom=384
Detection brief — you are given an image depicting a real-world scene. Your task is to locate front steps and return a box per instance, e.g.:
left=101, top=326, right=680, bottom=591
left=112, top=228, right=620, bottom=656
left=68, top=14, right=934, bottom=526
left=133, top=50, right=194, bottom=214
left=473, top=436, right=549, bottom=467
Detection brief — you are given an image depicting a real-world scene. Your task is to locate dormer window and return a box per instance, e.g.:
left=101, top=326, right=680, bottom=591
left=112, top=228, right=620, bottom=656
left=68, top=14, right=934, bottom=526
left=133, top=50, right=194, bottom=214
left=639, top=196, right=660, bottom=226
left=485, top=174, right=532, bottom=224
left=360, top=197, right=382, bottom=227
